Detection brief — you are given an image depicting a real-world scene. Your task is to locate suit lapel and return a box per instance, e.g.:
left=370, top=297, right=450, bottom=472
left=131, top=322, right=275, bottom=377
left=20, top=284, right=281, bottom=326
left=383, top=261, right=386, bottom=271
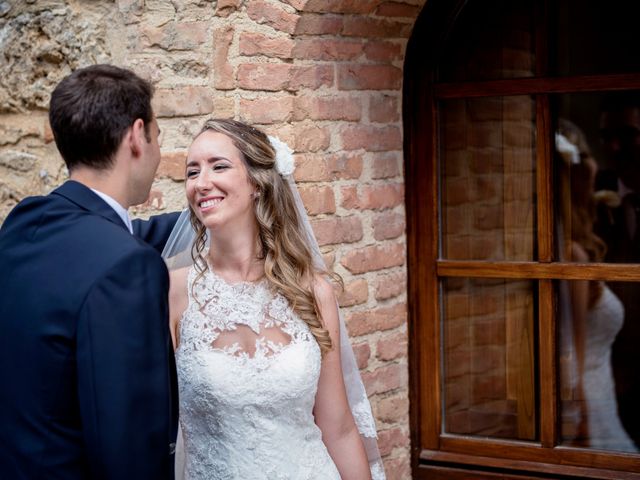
left=52, top=180, right=130, bottom=232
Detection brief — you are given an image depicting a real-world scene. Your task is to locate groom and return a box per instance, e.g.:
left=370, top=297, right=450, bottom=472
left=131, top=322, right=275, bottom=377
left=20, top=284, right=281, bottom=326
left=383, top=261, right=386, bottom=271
left=0, top=65, right=179, bottom=478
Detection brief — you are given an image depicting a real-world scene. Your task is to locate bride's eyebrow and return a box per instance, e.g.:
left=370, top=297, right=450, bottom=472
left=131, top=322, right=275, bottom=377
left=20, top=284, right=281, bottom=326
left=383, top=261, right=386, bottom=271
left=185, top=156, right=230, bottom=168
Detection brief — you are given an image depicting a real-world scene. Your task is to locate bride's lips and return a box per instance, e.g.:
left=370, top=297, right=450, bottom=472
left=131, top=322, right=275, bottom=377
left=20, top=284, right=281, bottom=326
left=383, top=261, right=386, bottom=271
left=198, top=196, right=223, bottom=212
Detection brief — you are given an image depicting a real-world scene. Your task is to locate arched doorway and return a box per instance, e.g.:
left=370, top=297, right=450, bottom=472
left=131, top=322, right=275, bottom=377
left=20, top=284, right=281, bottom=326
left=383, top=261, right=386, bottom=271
left=404, top=0, right=640, bottom=477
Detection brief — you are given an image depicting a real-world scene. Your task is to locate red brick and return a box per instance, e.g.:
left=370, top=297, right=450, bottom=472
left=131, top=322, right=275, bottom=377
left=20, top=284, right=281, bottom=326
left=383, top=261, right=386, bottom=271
left=294, top=152, right=363, bottom=182
left=375, top=393, right=409, bottom=424
left=142, top=21, right=209, bottom=51
left=298, top=185, right=335, bottom=215
left=326, top=152, right=363, bottom=179
left=295, top=13, right=343, bottom=34
left=214, top=26, right=235, bottom=90
left=311, top=216, right=363, bottom=246
left=237, top=63, right=291, bottom=91
left=359, top=183, right=404, bottom=211
left=341, top=125, right=401, bottom=151
left=352, top=341, right=371, bottom=370
left=239, top=96, right=293, bottom=124
left=292, top=38, right=363, bottom=61
left=340, top=185, right=360, bottom=209
left=247, top=0, right=300, bottom=34
left=337, top=64, right=402, bottom=90
left=346, top=303, right=406, bottom=336
left=303, top=0, right=381, bottom=14
left=341, top=243, right=404, bottom=274
left=382, top=453, right=412, bottom=480
left=337, top=278, right=368, bottom=307
left=213, top=96, right=235, bottom=118
left=374, top=271, right=406, bottom=300
left=375, top=1, right=422, bottom=17
left=377, top=330, right=407, bottom=361
left=153, top=87, right=214, bottom=117
left=293, top=95, right=362, bottom=122
left=289, top=64, right=334, bottom=90
left=291, top=124, right=330, bottom=152
left=377, top=426, right=410, bottom=456
left=373, top=211, right=405, bottom=240
left=363, top=40, right=403, bottom=62
left=157, top=151, right=187, bottom=180
left=215, top=0, right=243, bottom=17
left=342, top=17, right=413, bottom=38
left=371, top=152, right=400, bottom=179
left=239, top=32, right=294, bottom=58
left=370, top=94, right=399, bottom=123
left=362, top=363, right=408, bottom=396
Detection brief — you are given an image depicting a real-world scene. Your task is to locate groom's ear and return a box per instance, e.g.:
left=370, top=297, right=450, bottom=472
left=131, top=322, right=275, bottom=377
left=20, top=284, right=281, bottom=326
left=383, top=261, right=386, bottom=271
left=128, top=118, right=147, bottom=158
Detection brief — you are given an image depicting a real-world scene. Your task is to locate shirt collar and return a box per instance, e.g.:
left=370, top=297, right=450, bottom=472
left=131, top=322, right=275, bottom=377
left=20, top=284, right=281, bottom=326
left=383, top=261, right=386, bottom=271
left=89, top=188, right=133, bottom=234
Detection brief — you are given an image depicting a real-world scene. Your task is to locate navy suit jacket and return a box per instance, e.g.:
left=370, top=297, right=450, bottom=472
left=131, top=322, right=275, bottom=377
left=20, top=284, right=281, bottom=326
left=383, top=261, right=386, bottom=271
left=0, top=181, right=180, bottom=479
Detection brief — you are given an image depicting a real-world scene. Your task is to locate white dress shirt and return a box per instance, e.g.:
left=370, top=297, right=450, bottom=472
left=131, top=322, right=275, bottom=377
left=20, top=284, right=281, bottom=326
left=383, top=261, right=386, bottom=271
left=90, top=188, right=134, bottom=234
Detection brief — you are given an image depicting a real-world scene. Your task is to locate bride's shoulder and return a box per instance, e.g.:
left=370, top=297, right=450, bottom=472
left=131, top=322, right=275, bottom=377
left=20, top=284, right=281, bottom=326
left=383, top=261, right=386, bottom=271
left=169, top=267, right=191, bottom=309
left=169, top=266, right=191, bottom=289
left=312, top=275, right=337, bottom=303
left=311, top=274, right=341, bottom=332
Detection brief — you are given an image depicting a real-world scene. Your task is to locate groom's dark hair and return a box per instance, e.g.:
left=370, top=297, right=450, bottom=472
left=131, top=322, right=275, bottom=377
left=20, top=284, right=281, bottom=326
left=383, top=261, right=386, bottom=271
left=49, top=64, right=155, bottom=172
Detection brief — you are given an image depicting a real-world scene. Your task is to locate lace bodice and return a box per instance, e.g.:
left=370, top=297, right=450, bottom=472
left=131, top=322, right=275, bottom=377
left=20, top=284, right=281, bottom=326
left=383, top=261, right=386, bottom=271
left=175, top=267, right=341, bottom=479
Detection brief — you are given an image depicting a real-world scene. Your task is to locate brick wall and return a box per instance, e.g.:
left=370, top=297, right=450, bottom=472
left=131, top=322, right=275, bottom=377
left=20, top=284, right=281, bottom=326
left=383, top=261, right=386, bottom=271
left=0, top=1, right=427, bottom=477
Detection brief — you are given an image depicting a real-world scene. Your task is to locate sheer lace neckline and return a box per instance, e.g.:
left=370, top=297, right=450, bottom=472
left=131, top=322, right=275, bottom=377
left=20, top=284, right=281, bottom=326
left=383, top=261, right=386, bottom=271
left=179, top=266, right=315, bottom=366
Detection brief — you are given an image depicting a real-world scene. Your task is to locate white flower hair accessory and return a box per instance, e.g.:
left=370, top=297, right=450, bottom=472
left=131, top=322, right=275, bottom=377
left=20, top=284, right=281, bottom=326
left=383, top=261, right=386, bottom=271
left=268, top=135, right=295, bottom=176
left=555, top=132, right=580, bottom=165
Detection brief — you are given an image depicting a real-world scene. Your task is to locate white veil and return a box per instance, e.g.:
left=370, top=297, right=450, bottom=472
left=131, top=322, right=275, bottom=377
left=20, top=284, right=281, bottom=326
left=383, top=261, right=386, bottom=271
left=162, top=176, right=385, bottom=479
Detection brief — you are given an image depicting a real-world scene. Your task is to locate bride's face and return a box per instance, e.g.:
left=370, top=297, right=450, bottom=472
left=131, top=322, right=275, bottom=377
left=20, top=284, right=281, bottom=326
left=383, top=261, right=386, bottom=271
left=185, top=131, right=257, bottom=232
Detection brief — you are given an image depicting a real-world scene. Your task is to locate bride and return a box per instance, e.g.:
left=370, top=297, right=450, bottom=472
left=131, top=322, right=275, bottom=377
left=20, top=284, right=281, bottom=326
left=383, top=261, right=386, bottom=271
left=163, top=119, right=385, bottom=479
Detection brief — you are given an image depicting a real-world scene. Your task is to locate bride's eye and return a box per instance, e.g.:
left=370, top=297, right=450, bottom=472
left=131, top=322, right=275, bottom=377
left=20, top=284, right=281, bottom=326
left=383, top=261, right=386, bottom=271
left=212, top=164, right=230, bottom=171
left=186, top=169, right=199, bottom=178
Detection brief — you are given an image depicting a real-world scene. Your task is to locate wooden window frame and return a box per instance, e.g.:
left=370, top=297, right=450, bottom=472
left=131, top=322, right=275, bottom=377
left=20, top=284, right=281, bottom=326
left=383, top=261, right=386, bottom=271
left=404, top=0, right=640, bottom=478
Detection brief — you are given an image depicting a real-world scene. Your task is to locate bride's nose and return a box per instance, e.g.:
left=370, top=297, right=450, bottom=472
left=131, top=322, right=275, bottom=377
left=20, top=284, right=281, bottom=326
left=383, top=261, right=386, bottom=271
left=195, top=169, right=214, bottom=192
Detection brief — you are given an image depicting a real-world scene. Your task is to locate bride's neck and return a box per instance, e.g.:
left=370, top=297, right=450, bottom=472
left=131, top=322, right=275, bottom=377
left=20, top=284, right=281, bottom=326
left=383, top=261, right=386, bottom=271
left=207, top=229, right=263, bottom=283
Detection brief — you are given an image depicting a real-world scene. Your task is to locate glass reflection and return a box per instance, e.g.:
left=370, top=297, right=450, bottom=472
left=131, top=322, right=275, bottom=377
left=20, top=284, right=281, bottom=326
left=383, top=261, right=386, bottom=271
left=440, top=96, right=536, bottom=261
left=555, top=116, right=640, bottom=451
left=442, top=278, right=536, bottom=441
left=558, top=279, right=638, bottom=452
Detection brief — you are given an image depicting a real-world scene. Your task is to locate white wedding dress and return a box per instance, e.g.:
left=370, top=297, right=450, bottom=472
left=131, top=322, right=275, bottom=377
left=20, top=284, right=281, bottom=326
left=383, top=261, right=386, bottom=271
left=175, top=267, right=342, bottom=479
left=581, top=285, right=637, bottom=452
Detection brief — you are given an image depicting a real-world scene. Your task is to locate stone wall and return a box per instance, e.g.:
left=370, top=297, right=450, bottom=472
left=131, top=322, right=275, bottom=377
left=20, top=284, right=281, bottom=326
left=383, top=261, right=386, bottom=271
left=0, top=1, right=426, bottom=477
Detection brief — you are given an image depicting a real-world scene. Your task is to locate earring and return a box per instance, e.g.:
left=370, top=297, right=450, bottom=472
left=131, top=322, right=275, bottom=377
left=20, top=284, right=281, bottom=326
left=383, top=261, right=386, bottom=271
left=251, top=191, right=261, bottom=199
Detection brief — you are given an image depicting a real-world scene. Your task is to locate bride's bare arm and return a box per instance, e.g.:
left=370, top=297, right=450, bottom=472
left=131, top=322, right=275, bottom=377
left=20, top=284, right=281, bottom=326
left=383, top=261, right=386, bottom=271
left=312, top=276, right=372, bottom=480
left=169, top=267, right=190, bottom=350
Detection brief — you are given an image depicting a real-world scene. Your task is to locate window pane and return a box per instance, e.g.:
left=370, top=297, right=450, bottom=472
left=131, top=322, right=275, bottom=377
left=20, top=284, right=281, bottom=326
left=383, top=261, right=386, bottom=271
left=442, top=277, right=537, bottom=441
left=555, top=0, right=640, bottom=76
left=441, top=96, right=536, bottom=260
left=555, top=94, right=640, bottom=452
left=554, top=91, right=640, bottom=266
left=558, top=281, right=640, bottom=452
left=439, top=0, right=535, bottom=82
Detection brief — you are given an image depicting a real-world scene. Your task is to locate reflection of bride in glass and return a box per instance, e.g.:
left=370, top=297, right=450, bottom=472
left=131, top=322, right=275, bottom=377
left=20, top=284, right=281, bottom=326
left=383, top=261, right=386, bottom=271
left=162, top=119, right=384, bottom=479
left=556, top=119, right=638, bottom=452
